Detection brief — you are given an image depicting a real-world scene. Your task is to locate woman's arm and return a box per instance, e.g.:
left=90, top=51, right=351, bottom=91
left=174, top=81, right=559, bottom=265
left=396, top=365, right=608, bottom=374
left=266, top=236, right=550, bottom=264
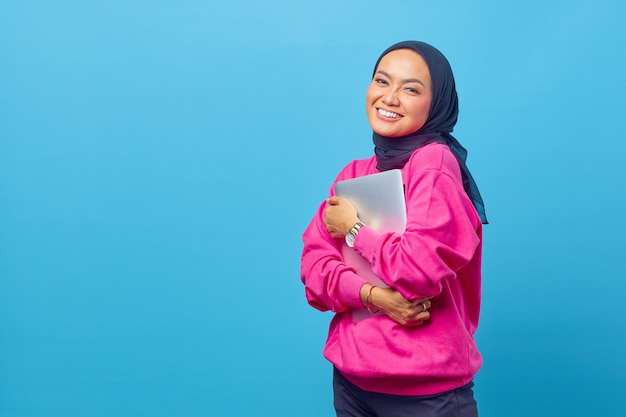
left=354, top=147, right=482, bottom=300
left=300, top=199, right=367, bottom=313
left=320, top=196, right=433, bottom=325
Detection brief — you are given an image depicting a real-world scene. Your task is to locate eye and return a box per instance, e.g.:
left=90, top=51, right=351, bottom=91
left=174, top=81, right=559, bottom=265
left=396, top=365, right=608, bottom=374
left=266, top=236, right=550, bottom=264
left=374, top=78, right=389, bottom=85
left=405, top=87, right=420, bottom=94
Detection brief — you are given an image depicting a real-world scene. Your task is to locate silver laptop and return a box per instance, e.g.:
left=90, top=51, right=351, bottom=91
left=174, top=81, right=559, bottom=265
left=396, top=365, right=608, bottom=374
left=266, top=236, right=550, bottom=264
left=335, top=169, right=407, bottom=321
left=334, top=169, right=406, bottom=233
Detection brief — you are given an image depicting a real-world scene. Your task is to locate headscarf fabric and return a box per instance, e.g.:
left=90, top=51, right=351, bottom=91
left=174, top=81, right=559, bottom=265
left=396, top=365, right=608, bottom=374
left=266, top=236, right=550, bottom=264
left=372, top=41, right=488, bottom=224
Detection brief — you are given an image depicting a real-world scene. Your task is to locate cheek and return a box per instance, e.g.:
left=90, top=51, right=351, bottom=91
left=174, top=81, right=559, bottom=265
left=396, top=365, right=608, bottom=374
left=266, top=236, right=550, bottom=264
left=365, top=86, right=377, bottom=106
left=407, top=100, right=431, bottom=123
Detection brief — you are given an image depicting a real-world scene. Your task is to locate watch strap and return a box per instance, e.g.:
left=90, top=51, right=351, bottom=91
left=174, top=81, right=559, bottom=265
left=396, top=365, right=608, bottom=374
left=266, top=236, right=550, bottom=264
left=348, top=221, right=364, bottom=238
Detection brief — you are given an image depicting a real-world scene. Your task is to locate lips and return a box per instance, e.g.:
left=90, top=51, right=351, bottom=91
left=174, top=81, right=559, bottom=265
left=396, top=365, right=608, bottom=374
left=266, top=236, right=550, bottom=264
left=377, top=108, right=402, bottom=119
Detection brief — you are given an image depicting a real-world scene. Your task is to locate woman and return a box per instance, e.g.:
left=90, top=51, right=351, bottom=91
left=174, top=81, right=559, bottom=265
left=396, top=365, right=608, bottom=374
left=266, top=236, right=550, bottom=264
left=300, top=41, right=488, bottom=417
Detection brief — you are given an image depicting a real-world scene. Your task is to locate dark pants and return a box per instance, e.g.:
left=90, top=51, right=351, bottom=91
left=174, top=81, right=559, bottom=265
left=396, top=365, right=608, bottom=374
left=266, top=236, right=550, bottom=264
left=333, top=368, right=479, bottom=417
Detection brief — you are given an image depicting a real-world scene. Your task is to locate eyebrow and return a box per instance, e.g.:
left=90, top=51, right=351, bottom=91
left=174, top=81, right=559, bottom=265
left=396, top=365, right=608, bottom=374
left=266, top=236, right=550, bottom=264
left=376, top=70, right=425, bottom=87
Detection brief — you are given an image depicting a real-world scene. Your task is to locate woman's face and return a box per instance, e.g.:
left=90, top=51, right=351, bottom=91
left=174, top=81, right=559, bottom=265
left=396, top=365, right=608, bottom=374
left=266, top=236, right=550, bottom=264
left=366, top=49, right=432, bottom=138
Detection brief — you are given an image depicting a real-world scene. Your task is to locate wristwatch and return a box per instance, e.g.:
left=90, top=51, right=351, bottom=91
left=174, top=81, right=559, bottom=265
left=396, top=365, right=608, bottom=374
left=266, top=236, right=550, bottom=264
left=345, top=221, right=364, bottom=248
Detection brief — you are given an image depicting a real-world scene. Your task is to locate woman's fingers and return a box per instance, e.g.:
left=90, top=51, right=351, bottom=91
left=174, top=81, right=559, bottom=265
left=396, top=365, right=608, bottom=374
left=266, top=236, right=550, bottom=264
left=414, top=310, right=430, bottom=321
left=323, top=197, right=359, bottom=238
left=400, top=299, right=432, bottom=326
left=412, top=298, right=431, bottom=311
left=369, top=287, right=433, bottom=327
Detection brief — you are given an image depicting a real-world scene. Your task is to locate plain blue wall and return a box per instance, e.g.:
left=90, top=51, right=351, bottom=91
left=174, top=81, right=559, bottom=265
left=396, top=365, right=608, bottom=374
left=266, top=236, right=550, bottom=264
left=2, top=1, right=625, bottom=416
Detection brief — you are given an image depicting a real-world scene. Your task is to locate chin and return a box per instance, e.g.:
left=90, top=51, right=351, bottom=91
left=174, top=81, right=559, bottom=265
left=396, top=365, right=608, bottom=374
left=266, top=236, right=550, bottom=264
left=372, top=127, right=404, bottom=138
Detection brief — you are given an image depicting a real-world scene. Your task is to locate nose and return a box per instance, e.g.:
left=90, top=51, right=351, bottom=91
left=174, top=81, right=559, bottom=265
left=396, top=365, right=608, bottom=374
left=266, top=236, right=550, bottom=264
left=382, top=88, right=400, bottom=106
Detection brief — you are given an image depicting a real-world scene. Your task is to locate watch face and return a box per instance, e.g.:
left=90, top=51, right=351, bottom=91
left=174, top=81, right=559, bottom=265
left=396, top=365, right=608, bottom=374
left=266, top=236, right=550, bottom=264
left=345, top=233, right=355, bottom=248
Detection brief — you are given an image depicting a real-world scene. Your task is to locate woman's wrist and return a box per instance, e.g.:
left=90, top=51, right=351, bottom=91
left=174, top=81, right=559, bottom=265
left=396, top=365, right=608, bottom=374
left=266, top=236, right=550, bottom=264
left=343, top=218, right=362, bottom=236
left=359, top=283, right=380, bottom=313
left=359, top=284, right=372, bottom=307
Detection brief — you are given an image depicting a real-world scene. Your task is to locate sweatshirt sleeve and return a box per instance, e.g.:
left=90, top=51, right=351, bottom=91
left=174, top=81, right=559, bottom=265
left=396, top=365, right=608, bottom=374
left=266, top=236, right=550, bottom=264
left=300, top=204, right=367, bottom=312
left=353, top=145, right=481, bottom=300
left=300, top=165, right=369, bottom=312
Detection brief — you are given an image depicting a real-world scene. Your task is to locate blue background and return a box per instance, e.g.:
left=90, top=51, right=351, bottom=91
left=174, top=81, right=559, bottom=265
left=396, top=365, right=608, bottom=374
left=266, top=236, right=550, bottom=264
left=2, top=1, right=625, bottom=416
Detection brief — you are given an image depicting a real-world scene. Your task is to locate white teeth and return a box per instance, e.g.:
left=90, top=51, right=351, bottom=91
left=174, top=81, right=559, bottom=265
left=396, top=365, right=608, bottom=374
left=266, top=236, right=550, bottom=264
left=378, top=109, right=400, bottom=118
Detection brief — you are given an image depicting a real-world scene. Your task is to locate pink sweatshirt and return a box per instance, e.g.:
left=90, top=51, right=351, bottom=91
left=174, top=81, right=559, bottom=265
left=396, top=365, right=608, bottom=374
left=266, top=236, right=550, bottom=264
left=300, top=143, right=483, bottom=396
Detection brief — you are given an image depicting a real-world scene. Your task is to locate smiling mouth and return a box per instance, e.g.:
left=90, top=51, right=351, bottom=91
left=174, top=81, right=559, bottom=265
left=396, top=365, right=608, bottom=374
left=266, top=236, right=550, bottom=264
left=377, top=108, right=402, bottom=119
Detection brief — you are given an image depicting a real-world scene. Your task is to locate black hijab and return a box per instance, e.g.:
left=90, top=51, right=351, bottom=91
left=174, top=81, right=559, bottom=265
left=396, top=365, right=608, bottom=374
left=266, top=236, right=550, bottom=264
left=372, top=41, right=488, bottom=224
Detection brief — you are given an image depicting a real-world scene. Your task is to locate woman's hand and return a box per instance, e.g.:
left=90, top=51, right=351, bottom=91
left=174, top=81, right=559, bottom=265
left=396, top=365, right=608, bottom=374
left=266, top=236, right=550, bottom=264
left=324, top=196, right=360, bottom=238
left=361, top=284, right=432, bottom=326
